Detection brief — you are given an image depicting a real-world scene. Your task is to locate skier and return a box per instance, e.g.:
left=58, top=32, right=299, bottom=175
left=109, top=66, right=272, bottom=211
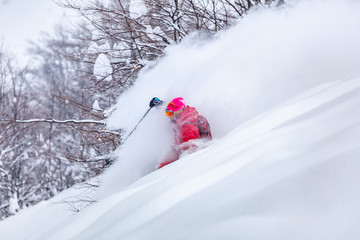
left=158, top=97, right=212, bottom=169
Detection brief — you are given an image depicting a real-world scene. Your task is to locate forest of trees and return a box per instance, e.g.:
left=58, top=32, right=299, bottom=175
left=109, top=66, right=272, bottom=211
left=0, top=0, right=284, bottom=220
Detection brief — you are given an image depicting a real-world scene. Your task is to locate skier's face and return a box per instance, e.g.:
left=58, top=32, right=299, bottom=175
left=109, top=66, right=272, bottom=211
left=165, top=109, right=174, bottom=118
left=165, top=107, right=184, bottom=118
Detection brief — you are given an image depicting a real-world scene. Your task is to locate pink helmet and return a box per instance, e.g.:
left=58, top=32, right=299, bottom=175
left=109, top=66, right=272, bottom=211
left=165, top=97, right=185, bottom=117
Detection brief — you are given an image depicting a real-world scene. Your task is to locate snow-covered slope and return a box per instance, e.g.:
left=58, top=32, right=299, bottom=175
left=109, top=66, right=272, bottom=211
left=51, top=77, right=360, bottom=240
left=3, top=75, right=360, bottom=240
left=1, top=0, right=360, bottom=239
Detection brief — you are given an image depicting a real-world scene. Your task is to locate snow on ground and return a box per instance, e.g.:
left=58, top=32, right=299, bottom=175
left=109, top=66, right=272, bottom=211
left=0, top=180, right=98, bottom=240
left=1, top=0, right=360, bottom=239
left=31, top=76, right=360, bottom=240
left=3, top=75, right=360, bottom=240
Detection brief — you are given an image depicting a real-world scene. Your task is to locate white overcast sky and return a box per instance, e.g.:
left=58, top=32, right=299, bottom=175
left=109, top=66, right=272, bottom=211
left=0, top=0, right=68, bottom=60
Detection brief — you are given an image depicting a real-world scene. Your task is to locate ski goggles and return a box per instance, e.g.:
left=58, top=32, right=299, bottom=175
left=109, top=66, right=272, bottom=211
left=165, top=108, right=184, bottom=118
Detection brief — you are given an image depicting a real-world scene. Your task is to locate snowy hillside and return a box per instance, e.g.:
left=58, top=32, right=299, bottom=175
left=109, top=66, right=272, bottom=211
left=1, top=0, right=360, bottom=239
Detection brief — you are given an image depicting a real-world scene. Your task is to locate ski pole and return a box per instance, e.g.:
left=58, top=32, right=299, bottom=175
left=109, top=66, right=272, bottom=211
left=122, top=97, right=163, bottom=144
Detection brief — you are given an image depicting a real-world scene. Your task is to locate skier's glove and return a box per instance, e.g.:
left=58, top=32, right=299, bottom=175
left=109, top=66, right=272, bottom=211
left=149, top=97, right=163, bottom=108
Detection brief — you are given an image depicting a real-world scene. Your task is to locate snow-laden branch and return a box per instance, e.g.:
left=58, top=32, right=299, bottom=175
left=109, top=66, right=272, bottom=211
left=0, top=168, right=8, bottom=176
left=14, top=119, right=106, bottom=125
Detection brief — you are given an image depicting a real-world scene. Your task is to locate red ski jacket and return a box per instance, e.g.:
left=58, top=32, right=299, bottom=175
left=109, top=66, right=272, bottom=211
left=158, top=106, right=212, bottom=169
left=172, top=106, right=212, bottom=144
